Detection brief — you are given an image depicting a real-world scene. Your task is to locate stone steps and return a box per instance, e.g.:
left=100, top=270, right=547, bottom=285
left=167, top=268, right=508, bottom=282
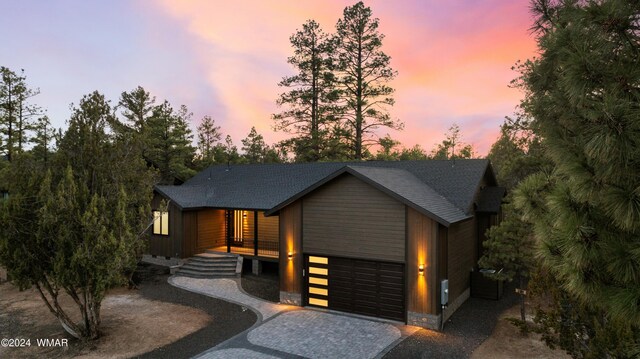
left=175, top=252, right=242, bottom=278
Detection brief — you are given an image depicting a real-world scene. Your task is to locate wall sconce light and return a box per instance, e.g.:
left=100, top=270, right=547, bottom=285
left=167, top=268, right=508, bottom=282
left=418, top=264, right=424, bottom=276
left=288, top=251, right=293, bottom=260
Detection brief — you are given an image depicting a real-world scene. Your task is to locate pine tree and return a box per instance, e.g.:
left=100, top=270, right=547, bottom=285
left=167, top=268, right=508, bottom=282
left=514, top=0, right=640, bottom=325
left=118, top=86, right=155, bottom=133
left=273, top=20, right=339, bottom=162
left=430, top=124, right=475, bottom=159
left=241, top=127, right=267, bottom=163
left=0, top=67, right=41, bottom=161
left=30, top=115, right=56, bottom=164
left=146, top=102, right=196, bottom=183
left=196, top=115, right=222, bottom=167
left=334, top=2, right=402, bottom=159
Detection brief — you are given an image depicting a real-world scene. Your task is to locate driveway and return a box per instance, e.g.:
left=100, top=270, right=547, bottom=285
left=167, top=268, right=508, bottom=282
left=170, top=276, right=418, bottom=359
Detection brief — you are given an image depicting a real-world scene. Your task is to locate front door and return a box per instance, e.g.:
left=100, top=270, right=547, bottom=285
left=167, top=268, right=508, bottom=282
left=233, top=210, right=244, bottom=246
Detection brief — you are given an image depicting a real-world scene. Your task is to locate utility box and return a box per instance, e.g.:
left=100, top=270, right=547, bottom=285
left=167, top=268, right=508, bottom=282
left=441, top=279, right=449, bottom=306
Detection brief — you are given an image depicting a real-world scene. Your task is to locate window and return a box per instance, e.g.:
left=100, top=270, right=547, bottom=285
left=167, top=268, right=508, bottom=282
left=153, top=210, right=169, bottom=235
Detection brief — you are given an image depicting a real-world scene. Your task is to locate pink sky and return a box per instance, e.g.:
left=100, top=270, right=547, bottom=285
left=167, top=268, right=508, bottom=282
left=1, top=1, right=537, bottom=156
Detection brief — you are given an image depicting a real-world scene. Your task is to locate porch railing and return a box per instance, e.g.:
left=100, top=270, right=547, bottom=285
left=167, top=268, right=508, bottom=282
left=227, top=238, right=279, bottom=258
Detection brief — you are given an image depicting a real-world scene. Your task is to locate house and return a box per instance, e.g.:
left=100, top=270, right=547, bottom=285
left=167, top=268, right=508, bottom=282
left=150, top=159, right=504, bottom=329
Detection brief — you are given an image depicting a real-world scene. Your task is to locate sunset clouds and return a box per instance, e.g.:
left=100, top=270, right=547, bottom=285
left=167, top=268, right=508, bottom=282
left=1, top=1, right=537, bottom=155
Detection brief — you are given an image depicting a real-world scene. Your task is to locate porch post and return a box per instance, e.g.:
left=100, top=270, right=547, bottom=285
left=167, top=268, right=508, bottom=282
left=226, top=210, right=231, bottom=253
left=254, top=211, right=259, bottom=256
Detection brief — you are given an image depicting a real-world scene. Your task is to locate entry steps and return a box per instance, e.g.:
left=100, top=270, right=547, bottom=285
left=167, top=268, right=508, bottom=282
left=175, top=252, right=243, bottom=278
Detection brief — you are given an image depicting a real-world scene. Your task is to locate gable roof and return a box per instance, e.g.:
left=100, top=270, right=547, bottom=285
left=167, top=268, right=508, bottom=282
left=155, top=159, right=496, bottom=226
left=476, top=186, right=506, bottom=213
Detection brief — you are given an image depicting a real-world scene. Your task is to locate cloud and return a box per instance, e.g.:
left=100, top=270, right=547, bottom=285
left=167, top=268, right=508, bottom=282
left=154, top=0, right=537, bottom=155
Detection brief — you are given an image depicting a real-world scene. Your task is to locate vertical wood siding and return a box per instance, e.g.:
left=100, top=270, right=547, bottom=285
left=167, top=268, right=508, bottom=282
left=279, top=201, right=303, bottom=294
left=302, top=174, right=406, bottom=263
left=407, top=207, right=438, bottom=315
left=182, top=211, right=199, bottom=258
left=148, top=193, right=182, bottom=258
left=447, top=217, right=476, bottom=302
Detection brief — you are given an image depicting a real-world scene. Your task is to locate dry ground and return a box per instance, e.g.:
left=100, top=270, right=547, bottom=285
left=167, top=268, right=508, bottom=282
left=471, top=304, right=570, bottom=359
left=0, top=281, right=211, bottom=358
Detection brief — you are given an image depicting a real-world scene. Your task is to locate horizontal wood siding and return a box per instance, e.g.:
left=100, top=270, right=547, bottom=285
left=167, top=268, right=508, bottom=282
left=280, top=201, right=303, bottom=294
left=302, top=174, right=405, bottom=263
left=148, top=193, right=182, bottom=258
left=407, top=207, right=438, bottom=315
left=197, top=209, right=226, bottom=249
left=241, top=211, right=255, bottom=239
left=258, top=212, right=279, bottom=243
left=447, top=217, right=476, bottom=301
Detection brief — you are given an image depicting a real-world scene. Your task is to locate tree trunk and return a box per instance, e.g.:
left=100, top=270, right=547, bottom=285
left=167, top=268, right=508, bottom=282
left=519, top=274, right=528, bottom=332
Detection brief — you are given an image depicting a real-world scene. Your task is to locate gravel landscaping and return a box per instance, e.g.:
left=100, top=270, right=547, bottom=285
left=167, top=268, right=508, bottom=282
left=383, top=283, right=519, bottom=359
left=136, top=265, right=257, bottom=359
left=240, top=263, right=279, bottom=303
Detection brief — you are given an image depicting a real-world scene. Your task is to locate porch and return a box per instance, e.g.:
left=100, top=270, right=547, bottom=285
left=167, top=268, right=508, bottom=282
left=188, top=209, right=280, bottom=260
left=211, top=238, right=279, bottom=260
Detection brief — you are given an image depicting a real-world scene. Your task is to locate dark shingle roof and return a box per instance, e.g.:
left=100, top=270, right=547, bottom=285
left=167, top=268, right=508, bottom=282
left=476, top=186, right=506, bottom=213
left=155, top=159, right=495, bottom=226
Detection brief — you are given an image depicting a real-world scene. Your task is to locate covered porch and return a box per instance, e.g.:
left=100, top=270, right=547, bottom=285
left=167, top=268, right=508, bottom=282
left=192, top=209, right=279, bottom=260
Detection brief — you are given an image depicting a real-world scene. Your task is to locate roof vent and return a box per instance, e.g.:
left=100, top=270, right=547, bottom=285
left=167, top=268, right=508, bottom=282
left=226, top=161, right=231, bottom=172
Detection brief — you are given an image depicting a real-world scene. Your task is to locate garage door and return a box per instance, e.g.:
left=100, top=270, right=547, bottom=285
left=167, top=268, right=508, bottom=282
left=306, top=255, right=405, bottom=322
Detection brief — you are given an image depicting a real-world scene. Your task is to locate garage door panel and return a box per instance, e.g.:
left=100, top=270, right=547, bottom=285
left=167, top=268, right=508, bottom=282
left=307, top=255, right=405, bottom=322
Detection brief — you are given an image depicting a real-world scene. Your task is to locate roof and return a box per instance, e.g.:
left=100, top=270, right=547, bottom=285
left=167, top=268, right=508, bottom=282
left=476, top=186, right=506, bottom=213
left=155, top=159, right=497, bottom=226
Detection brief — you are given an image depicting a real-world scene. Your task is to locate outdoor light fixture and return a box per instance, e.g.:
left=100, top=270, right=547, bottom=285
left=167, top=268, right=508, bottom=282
left=418, top=264, right=424, bottom=276
left=288, top=251, right=293, bottom=260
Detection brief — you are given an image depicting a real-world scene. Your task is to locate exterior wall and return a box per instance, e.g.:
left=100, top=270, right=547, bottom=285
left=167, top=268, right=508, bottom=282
left=148, top=193, right=182, bottom=258
left=446, top=217, right=476, bottom=305
left=182, top=211, right=199, bottom=258
left=197, top=209, right=226, bottom=248
left=406, top=207, right=440, bottom=329
left=241, top=211, right=255, bottom=239
left=258, top=211, right=279, bottom=243
left=302, top=174, right=405, bottom=263
left=279, top=200, right=303, bottom=305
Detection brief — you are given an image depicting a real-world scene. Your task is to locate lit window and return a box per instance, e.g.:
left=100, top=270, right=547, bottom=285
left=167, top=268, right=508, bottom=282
left=153, top=210, right=169, bottom=235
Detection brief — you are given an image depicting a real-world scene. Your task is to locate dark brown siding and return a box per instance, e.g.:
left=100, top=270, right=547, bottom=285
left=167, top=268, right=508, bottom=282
left=148, top=193, right=182, bottom=258
left=280, top=201, right=303, bottom=294
left=182, top=211, right=199, bottom=258
left=437, top=223, right=448, bottom=309
left=447, top=217, right=476, bottom=301
left=302, top=174, right=405, bottom=262
left=407, top=207, right=438, bottom=315
left=258, top=212, right=279, bottom=243
left=197, top=209, right=226, bottom=248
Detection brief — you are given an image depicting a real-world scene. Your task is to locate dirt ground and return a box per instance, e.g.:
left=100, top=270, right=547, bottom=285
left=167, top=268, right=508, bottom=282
left=471, top=304, right=570, bottom=359
left=0, top=282, right=211, bottom=358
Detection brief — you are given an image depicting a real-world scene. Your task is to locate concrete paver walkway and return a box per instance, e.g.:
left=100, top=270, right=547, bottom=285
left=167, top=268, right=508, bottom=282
left=169, top=276, right=418, bottom=359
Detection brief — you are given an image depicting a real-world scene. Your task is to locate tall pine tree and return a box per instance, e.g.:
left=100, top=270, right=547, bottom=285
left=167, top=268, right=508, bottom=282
left=334, top=2, right=402, bottom=159
left=515, top=0, right=640, bottom=326
left=145, top=101, right=196, bottom=184
left=273, top=20, right=339, bottom=162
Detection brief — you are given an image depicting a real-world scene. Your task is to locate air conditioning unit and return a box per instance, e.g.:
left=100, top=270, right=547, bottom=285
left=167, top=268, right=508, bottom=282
left=441, top=279, right=449, bottom=306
